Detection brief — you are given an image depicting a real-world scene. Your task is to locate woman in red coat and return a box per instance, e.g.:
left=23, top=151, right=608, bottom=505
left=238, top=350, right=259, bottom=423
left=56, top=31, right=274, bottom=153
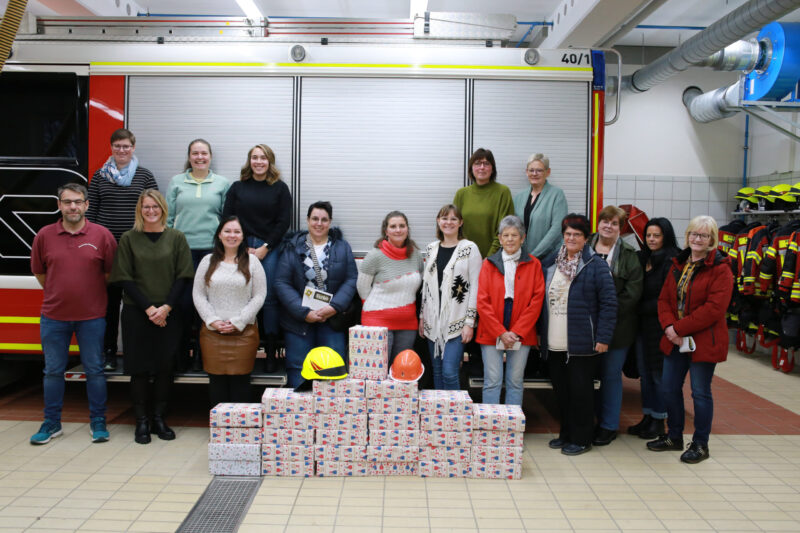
left=648, top=215, right=733, bottom=464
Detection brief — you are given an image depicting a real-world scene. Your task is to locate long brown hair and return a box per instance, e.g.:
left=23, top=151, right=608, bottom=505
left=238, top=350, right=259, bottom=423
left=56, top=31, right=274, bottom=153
left=435, top=204, right=464, bottom=241
left=239, top=144, right=281, bottom=184
left=205, top=216, right=251, bottom=286
left=374, top=210, right=417, bottom=258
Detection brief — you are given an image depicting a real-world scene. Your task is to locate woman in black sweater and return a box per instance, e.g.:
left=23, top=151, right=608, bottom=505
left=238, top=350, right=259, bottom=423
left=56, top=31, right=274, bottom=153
left=628, top=217, right=680, bottom=439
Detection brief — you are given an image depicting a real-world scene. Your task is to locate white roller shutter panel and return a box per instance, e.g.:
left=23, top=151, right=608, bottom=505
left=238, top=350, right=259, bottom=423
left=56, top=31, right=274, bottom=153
left=472, top=79, right=590, bottom=215
left=299, top=77, right=465, bottom=255
left=127, top=76, right=294, bottom=194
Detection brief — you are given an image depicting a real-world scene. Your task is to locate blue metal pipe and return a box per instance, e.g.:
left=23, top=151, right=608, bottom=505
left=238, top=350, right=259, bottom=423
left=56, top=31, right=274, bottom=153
left=743, top=115, right=750, bottom=187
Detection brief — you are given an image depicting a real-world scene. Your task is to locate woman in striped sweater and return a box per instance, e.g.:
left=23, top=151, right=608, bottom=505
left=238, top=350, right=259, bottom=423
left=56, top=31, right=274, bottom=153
left=357, top=211, right=423, bottom=362
left=87, top=128, right=158, bottom=371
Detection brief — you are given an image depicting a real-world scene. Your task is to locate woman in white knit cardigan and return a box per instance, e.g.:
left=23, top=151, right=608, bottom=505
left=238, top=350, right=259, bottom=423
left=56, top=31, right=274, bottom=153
left=419, top=205, right=482, bottom=390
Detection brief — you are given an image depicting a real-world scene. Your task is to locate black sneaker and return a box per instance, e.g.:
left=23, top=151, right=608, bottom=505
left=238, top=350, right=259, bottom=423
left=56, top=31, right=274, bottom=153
left=646, top=434, right=684, bottom=451
left=680, top=441, right=709, bottom=464
left=592, top=427, right=617, bottom=446
left=561, top=443, right=591, bottom=456
left=548, top=437, right=567, bottom=449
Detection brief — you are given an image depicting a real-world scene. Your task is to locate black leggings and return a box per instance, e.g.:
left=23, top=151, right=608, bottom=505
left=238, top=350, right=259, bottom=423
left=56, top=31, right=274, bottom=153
left=130, top=372, right=172, bottom=418
left=208, top=374, right=252, bottom=407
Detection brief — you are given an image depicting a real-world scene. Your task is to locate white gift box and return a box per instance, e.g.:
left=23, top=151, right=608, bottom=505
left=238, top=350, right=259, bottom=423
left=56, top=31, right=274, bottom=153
left=418, top=447, right=471, bottom=463
left=368, top=413, right=419, bottom=431
left=261, top=460, right=314, bottom=477
left=209, top=403, right=263, bottom=428
left=419, top=430, right=472, bottom=447
left=469, top=462, right=522, bottom=479
left=210, top=427, right=263, bottom=444
left=316, top=460, right=370, bottom=477
left=349, top=355, right=388, bottom=380
left=261, top=444, right=315, bottom=462
left=472, top=404, right=526, bottom=432
left=315, top=429, right=368, bottom=446
left=313, top=378, right=366, bottom=397
left=313, top=445, right=368, bottom=462
left=208, top=460, right=260, bottom=476
left=208, top=443, right=261, bottom=461
left=365, top=380, right=418, bottom=399
left=420, top=414, right=473, bottom=432
left=367, top=445, right=419, bottom=462
left=472, top=431, right=523, bottom=447
left=471, top=446, right=524, bottom=464
left=263, top=429, right=314, bottom=446
left=418, top=461, right=471, bottom=478
left=348, top=326, right=389, bottom=355
left=316, top=413, right=368, bottom=432
left=369, top=430, right=419, bottom=447
left=313, top=396, right=367, bottom=415
left=419, top=390, right=473, bottom=415
left=263, top=413, right=316, bottom=430
left=369, top=462, right=418, bottom=476
left=261, top=389, right=315, bottom=413
left=367, top=397, right=419, bottom=414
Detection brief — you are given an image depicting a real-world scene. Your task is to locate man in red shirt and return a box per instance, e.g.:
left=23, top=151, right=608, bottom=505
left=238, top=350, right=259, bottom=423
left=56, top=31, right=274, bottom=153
left=29, top=183, right=117, bottom=444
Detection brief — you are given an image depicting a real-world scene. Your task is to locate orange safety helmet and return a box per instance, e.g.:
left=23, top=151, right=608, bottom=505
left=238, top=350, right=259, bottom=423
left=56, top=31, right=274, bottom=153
left=389, top=349, right=424, bottom=382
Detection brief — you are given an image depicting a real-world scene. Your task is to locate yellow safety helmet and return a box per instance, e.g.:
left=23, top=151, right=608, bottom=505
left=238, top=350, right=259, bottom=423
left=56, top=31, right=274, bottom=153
left=301, top=347, right=348, bottom=381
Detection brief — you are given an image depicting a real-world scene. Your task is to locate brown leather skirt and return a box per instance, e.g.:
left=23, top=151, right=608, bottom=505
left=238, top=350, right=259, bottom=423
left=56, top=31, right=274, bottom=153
left=199, top=322, right=259, bottom=375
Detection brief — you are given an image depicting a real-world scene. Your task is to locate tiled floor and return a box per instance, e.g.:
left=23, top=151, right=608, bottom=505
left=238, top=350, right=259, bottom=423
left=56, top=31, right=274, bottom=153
left=0, top=347, right=798, bottom=532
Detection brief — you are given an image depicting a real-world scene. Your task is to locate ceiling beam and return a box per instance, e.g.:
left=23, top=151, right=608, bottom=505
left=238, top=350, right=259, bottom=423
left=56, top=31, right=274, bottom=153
left=539, top=0, right=658, bottom=48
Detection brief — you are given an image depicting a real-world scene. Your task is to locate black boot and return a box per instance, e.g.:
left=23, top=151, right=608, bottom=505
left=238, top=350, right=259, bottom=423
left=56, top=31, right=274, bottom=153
left=134, top=417, right=151, bottom=444
left=103, top=347, right=118, bottom=371
left=151, top=416, right=176, bottom=440
left=639, top=417, right=665, bottom=440
left=263, top=334, right=278, bottom=373
left=627, top=414, right=652, bottom=436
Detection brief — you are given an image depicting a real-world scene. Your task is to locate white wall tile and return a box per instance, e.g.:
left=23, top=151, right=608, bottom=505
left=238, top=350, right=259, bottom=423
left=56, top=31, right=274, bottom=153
left=654, top=180, right=672, bottom=200
left=634, top=199, right=654, bottom=216
left=690, top=181, right=710, bottom=201
left=672, top=181, right=691, bottom=200
left=604, top=179, right=617, bottom=199
left=708, top=202, right=727, bottom=223
left=671, top=201, right=690, bottom=219
left=617, top=179, right=635, bottom=198
left=690, top=200, right=709, bottom=218
left=635, top=180, right=654, bottom=199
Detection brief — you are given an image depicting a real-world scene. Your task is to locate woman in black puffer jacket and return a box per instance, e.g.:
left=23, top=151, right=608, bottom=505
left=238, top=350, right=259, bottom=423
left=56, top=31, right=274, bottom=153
left=628, top=218, right=679, bottom=439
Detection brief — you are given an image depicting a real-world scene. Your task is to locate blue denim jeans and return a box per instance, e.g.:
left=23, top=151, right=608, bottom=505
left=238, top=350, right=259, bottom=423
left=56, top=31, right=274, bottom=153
left=387, top=330, right=417, bottom=364
left=284, top=322, right=348, bottom=388
left=40, top=315, right=107, bottom=421
left=662, top=348, right=716, bottom=445
left=247, top=236, right=280, bottom=335
left=596, top=346, right=628, bottom=430
left=428, top=337, right=463, bottom=390
left=480, top=343, right=531, bottom=406
left=634, top=335, right=666, bottom=418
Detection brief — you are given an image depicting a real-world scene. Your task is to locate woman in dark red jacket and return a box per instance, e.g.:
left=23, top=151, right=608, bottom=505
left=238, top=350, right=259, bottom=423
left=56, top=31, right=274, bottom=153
left=476, top=215, right=545, bottom=406
left=648, top=215, right=733, bottom=464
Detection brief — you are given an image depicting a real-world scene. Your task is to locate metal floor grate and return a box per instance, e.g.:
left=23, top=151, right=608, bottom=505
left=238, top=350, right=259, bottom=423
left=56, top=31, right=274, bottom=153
left=176, top=476, right=262, bottom=533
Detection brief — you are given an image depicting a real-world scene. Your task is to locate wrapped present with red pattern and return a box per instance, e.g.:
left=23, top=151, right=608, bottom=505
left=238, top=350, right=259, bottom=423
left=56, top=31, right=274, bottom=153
left=369, top=430, right=419, bottom=446
left=313, top=378, right=366, bottom=397
left=469, top=462, right=522, bottom=480
left=315, top=429, right=368, bottom=446
left=419, top=390, right=473, bottom=415
left=419, top=430, right=472, bottom=447
left=313, top=396, right=367, bottom=415
left=210, top=427, right=263, bottom=444
left=471, top=430, right=523, bottom=447
left=263, top=413, right=316, bottom=430
left=349, top=354, right=388, bottom=380
left=261, top=389, right=314, bottom=413
left=208, top=442, right=261, bottom=461
left=316, top=460, right=370, bottom=477
left=368, top=413, right=419, bottom=431
left=261, top=444, right=315, bottom=462
left=369, top=462, right=418, bottom=476
left=316, top=413, right=368, bottom=432
left=420, top=414, right=473, bottom=432
left=367, top=445, right=419, bottom=462
left=418, top=446, right=471, bottom=463
left=470, top=446, right=524, bottom=464
left=472, top=404, right=526, bottom=432
left=313, top=445, right=368, bottom=462
left=365, top=379, right=418, bottom=399
left=209, top=460, right=260, bottom=476
left=263, top=428, right=314, bottom=446
left=367, top=397, right=419, bottom=414
left=418, top=461, right=470, bottom=478
left=261, top=460, right=314, bottom=477
left=209, top=403, right=263, bottom=428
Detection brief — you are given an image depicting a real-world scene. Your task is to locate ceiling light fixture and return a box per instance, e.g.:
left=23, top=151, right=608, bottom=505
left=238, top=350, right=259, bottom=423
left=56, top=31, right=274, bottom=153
left=236, top=0, right=263, bottom=22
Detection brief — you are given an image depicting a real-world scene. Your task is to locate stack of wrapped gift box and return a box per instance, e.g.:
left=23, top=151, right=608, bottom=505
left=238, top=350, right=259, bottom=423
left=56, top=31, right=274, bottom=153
left=313, top=378, right=369, bottom=476
left=261, top=388, right=315, bottom=477
left=208, top=403, right=263, bottom=476
left=348, top=326, right=389, bottom=380
left=366, top=379, right=420, bottom=476
left=471, top=404, right=526, bottom=479
left=418, top=390, right=474, bottom=477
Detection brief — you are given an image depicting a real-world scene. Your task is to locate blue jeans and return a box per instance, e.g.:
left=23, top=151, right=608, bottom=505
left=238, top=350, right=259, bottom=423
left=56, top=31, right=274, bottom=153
left=247, top=236, right=280, bottom=335
left=480, top=343, right=531, bottom=406
left=40, top=316, right=107, bottom=421
left=428, top=337, right=463, bottom=390
left=284, top=322, right=348, bottom=388
left=387, top=330, right=417, bottom=364
left=596, top=346, right=628, bottom=431
left=663, top=348, right=716, bottom=445
left=635, top=335, right=666, bottom=418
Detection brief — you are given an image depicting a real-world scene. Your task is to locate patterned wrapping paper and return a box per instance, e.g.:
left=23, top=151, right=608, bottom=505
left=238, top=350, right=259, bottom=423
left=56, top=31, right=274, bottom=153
left=469, top=462, right=522, bottom=480
left=418, top=390, right=473, bottom=415
left=313, top=445, right=368, bottom=462
left=472, top=404, right=526, bottom=432
left=261, top=444, right=315, bottom=462
left=471, top=446, right=524, bottom=464
left=472, top=431, right=523, bottom=447
left=315, top=429, right=368, bottom=446
left=208, top=460, right=260, bottom=476
left=418, top=461, right=471, bottom=478
left=348, top=325, right=389, bottom=355
left=314, top=397, right=367, bottom=415
left=420, top=414, right=474, bottom=432
left=418, top=447, right=471, bottom=463
left=313, top=378, right=366, bottom=397
left=261, top=460, right=314, bottom=477
left=263, top=413, right=316, bottom=430
left=349, top=355, right=388, bottom=380
left=209, top=403, right=263, bottom=428
left=261, top=389, right=315, bottom=413
left=369, top=462, right=418, bottom=476
left=263, top=429, right=314, bottom=446
left=369, top=430, right=419, bottom=447
left=208, top=443, right=261, bottom=461
left=316, top=460, right=370, bottom=477
left=366, top=445, right=419, bottom=462
left=316, top=413, right=368, bottom=431
left=210, top=427, right=263, bottom=444
left=368, top=413, right=419, bottom=431
left=419, top=430, right=472, bottom=447
left=367, top=397, right=419, bottom=414
left=365, top=380, right=418, bottom=399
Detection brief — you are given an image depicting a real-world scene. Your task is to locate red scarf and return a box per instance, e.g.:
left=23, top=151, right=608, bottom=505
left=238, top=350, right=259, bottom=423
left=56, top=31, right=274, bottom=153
left=379, top=239, right=407, bottom=260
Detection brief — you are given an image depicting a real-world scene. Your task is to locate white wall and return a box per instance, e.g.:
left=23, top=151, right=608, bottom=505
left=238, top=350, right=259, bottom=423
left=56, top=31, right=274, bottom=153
left=748, top=110, right=800, bottom=183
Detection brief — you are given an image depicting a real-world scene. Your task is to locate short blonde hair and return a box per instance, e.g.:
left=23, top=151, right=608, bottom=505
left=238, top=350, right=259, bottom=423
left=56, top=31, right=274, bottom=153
left=133, top=189, right=168, bottom=231
left=684, top=215, right=719, bottom=250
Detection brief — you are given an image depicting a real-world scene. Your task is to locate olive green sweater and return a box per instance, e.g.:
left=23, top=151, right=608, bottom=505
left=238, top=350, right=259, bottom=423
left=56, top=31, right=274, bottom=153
left=453, top=181, right=515, bottom=258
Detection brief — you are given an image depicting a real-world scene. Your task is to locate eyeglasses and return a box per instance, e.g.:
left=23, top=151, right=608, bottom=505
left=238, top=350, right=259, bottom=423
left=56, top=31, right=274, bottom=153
left=60, top=199, right=86, bottom=206
left=689, top=232, right=711, bottom=241
left=142, top=205, right=162, bottom=211
left=112, top=144, right=133, bottom=151
left=473, top=161, right=492, bottom=168
left=527, top=168, right=547, bottom=174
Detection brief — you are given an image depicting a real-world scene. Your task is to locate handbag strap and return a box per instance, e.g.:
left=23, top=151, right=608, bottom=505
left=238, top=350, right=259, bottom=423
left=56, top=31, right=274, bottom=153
left=306, top=235, right=326, bottom=290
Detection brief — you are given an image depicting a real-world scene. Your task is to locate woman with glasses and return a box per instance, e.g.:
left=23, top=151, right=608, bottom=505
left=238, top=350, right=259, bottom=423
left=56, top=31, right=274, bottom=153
left=512, top=153, right=568, bottom=259
left=110, top=190, right=194, bottom=444
left=87, top=128, right=158, bottom=372
left=647, top=216, right=733, bottom=464
left=453, top=148, right=515, bottom=258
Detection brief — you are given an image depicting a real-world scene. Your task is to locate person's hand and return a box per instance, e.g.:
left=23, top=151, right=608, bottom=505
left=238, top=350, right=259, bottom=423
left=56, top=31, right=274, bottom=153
left=252, top=245, right=268, bottom=260
left=461, top=325, right=474, bottom=344
left=500, top=331, right=519, bottom=350
left=594, top=342, right=609, bottom=353
left=418, top=319, right=425, bottom=338
left=148, top=305, right=170, bottom=327
left=316, top=305, right=337, bottom=321
left=210, top=320, right=227, bottom=332
left=305, top=310, right=322, bottom=323
left=664, top=325, right=682, bottom=346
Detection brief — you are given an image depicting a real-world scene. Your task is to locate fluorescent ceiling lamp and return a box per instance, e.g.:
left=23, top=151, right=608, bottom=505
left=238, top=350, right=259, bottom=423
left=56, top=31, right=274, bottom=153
left=236, top=0, right=263, bottom=20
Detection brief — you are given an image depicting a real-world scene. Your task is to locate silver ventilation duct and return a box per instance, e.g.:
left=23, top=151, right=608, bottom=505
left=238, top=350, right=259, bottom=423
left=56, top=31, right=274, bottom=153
left=694, top=39, right=762, bottom=72
left=682, top=84, right=740, bottom=122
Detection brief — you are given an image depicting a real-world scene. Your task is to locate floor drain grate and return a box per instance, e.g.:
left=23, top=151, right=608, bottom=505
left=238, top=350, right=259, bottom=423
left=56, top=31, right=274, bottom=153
left=176, top=476, right=262, bottom=533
